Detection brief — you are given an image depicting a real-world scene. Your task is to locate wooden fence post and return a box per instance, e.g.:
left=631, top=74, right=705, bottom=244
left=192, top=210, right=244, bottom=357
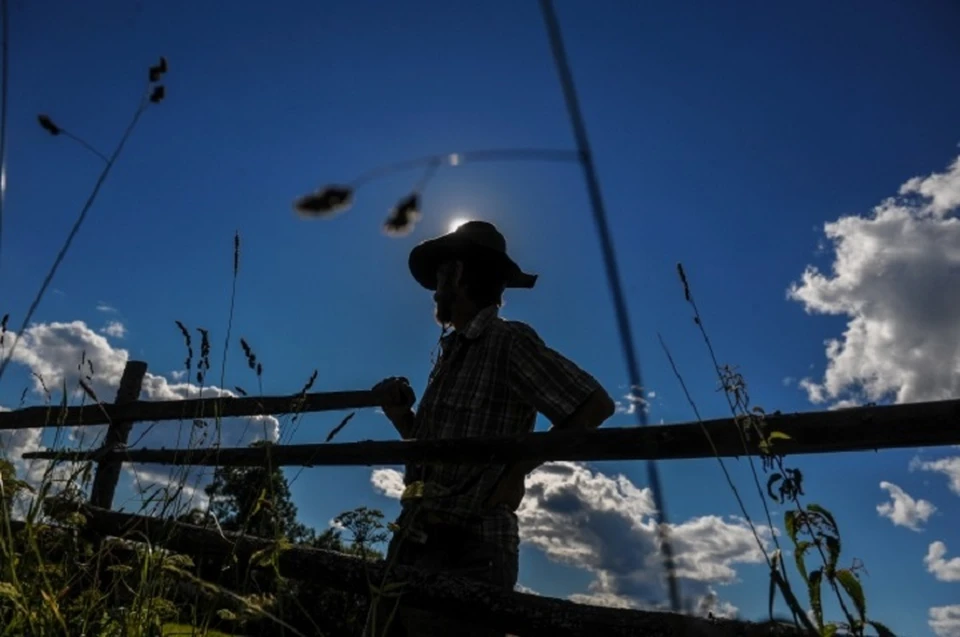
left=89, top=360, right=148, bottom=509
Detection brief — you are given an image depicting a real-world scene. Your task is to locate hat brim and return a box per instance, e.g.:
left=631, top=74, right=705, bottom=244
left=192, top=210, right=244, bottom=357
left=408, top=235, right=538, bottom=291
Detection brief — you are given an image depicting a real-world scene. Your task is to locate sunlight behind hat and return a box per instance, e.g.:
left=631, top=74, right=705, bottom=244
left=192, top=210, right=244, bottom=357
left=448, top=216, right=471, bottom=233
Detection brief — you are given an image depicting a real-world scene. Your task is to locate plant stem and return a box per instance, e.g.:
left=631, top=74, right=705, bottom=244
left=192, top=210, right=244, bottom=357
left=0, top=93, right=151, bottom=385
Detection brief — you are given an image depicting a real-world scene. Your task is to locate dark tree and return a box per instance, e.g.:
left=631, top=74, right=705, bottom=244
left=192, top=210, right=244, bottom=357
left=186, top=440, right=384, bottom=636
left=204, top=440, right=313, bottom=542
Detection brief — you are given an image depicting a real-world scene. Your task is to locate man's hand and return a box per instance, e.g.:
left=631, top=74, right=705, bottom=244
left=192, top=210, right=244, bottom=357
left=372, top=377, right=416, bottom=438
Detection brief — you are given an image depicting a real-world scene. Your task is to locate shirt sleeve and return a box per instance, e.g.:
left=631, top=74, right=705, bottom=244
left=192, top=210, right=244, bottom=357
left=507, top=323, right=604, bottom=425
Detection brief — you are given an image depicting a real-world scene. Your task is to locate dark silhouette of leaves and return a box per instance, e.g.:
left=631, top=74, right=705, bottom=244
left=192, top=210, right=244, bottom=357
left=37, top=114, right=61, bottom=136
left=325, top=411, right=356, bottom=443
left=149, top=56, right=168, bottom=82
left=294, top=186, right=353, bottom=218
left=149, top=85, right=165, bottom=104
left=383, top=192, right=421, bottom=237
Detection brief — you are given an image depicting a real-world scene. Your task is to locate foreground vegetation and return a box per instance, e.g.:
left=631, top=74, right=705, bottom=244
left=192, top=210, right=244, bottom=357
left=0, top=448, right=383, bottom=636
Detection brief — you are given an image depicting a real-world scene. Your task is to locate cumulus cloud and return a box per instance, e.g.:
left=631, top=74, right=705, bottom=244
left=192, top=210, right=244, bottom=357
left=925, top=541, right=960, bottom=582
left=371, top=467, right=405, bottom=499
left=788, top=155, right=960, bottom=407
left=876, top=481, right=936, bottom=531
left=124, top=464, right=211, bottom=516
left=100, top=321, right=127, bottom=339
left=911, top=455, right=960, bottom=496
left=3, top=320, right=280, bottom=505
left=371, top=462, right=767, bottom=617
left=931, top=605, right=960, bottom=637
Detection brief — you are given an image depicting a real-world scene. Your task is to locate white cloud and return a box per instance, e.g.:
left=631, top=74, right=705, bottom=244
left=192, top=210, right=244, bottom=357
left=371, top=468, right=405, bottom=499
left=96, top=303, right=117, bottom=313
left=788, top=154, right=960, bottom=407
left=931, top=605, right=960, bottom=637
left=3, top=320, right=280, bottom=506
left=925, top=541, right=960, bottom=582
left=371, top=462, right=766, bottom=617
left=124, top=464, right=211, bottom=516
left=876, top=481, right=936, bottom=531
left=900, top=156, right=960, bottom=215
left=615, top=386, right=652, bottom=416
left=514, top=583, right=539, bottom=596
left=99, top=321, right=127, bottom=339
left=912, top=455, right=960, bottom=496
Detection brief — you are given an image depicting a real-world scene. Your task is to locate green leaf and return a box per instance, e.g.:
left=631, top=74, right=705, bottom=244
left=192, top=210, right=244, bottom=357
left=867, top=620, right=897, bottom=637
left=250, top=546, right=271, bottom=568
left=825, top=536, right=841, bottom=575
left=767, top=473, right=783, bottom=501
left=821, top=624, right=838, bottom=637
left=163, top=553, right=195, bottom=570
left=836, top=569, right=866, bottom=623
left=768, top=430, right=792, bottom=441
left=0, top=582, right=20, bottom=600
left=794, top=540, right=812, bottom=581
left=784, top=510, right=799, bottom=544
left=807, top=503, right=838, bottom=534
left=808, top=568, right=824, bottom=630
left=250, top=486, right=268, bottom=518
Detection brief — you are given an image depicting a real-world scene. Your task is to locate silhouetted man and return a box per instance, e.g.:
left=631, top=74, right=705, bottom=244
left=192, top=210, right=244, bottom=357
left=371, top=220, right=615, bottom=636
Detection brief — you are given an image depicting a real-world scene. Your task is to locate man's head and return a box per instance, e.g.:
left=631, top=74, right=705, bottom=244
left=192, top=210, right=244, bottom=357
left=432, top=256, right=508, bottom=327
left=408, top=221, right=537, bottom=329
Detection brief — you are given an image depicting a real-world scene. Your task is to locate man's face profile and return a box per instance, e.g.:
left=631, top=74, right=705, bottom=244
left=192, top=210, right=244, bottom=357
left=434, top=260, right=463, bottom=326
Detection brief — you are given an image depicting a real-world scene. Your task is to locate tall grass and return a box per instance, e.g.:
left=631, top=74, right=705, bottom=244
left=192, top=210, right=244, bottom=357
left=659, top=264, right=895, bottom=637
left=0, top=53, right=378, bottom=634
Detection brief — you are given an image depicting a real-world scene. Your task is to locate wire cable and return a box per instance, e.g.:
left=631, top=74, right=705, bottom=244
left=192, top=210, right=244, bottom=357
left=538, top=0, right=682, bottom=613
left=0, top=0, right=10, bottom=272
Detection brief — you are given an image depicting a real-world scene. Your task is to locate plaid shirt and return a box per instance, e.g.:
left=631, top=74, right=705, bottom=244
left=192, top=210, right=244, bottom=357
left=401, top=305, right=603, bottom=552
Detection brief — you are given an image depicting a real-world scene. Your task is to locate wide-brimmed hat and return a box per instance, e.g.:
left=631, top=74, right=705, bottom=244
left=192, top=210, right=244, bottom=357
left=408, top=220, right=538, bottom=291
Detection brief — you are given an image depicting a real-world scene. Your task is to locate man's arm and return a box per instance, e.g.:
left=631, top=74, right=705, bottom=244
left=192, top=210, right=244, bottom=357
left=503, top=387, right=615, bottom=481
left=555, top=386, right=616, bottom=431
left=506, top=323, right=614, bottom=434
left=389, top=410, right=417, bottom=440
left=484, top=325, right=615, bottom=508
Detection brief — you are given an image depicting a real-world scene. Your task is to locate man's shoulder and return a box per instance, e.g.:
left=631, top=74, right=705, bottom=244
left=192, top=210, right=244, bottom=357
left=490, top=317, right=545, bottom=344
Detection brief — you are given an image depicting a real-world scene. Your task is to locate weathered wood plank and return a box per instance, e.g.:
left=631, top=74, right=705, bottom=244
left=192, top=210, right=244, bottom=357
left=64, top=505, right=797, bottom=636
left=89, top=361, right=148, bottom=509
left=0, top=389, right=388, bottom=430
left=23, top=398, right=960, bottom=466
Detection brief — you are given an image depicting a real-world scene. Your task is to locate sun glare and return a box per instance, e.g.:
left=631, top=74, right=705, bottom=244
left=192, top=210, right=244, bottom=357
left=448, top=217, right=470, bottom=233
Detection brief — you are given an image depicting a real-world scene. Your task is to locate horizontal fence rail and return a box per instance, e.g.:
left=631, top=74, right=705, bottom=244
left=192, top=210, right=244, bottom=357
left=23, top=397, right=960, bottom=466
left=0, top=388, right=389, bottom=431
left=27, top=504, right=795, bottom=637
left=7, top=358, right=958, bottom=636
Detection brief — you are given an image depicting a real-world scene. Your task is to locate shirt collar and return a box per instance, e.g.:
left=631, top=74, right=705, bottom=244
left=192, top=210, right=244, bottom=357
left=443, top=305, right=499, bottom=346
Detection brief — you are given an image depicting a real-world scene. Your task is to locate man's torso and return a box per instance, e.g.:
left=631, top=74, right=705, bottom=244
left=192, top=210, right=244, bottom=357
left=403, top=307, right=537, bottom=551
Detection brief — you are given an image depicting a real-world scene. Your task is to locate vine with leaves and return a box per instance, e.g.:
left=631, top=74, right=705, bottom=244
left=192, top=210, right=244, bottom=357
left=674, top=263, right=896, bottom=637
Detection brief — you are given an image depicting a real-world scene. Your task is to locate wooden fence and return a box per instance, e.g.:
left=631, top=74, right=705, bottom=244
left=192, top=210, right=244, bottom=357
left=4, top=359, right=960, bottom=636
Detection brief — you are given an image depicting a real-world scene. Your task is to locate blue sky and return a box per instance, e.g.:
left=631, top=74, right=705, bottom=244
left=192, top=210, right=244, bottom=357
left=2, top=1, right=959, bottom=634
